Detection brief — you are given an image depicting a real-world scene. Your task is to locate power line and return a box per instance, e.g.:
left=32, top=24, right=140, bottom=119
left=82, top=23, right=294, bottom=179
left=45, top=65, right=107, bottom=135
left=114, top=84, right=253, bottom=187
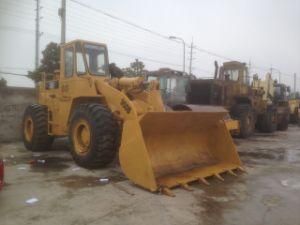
left=1, top=0, right=297, bottom=84
left=0, top=25, right=59, bottom=39
left=69, top=0, right=173, bottom=41
left=0, top=71, right=28, bottom=77
left=0, top=66, right=33, bottom=71
left=109, top=50, right=182, bottom=67
left=193, top=46, right=236, bottom=61
left=50, top=0, right=298, bottom=80
left=40, top=10, right=182, bottom=56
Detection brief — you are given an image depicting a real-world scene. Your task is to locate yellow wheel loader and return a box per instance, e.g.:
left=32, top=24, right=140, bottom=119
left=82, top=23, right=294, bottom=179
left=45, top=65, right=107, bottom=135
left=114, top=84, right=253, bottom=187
left=22, top=40, right=243, bottom=195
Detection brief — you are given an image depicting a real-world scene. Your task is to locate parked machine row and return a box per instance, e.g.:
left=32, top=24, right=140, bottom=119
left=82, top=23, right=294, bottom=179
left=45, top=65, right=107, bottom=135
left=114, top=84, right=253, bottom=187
left=148, top=61, right=293, bottom=138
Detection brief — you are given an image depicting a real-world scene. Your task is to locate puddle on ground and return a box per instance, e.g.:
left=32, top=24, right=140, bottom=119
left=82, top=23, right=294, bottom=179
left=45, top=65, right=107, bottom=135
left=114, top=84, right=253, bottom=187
left=262, top=194, right=281, bottom=207
left=192, top=174, right=248, bottom=225
left=51, top=170, right=127, bottom=190
left=30, top=156, right=72, bottom=172
left=3, top=154, right=71, bottom=172
left=254, top=133, right=278, bottom=138
left=239, top=147, right=300, bottom=165
left=108, top=170, right=127, bottom=182
left=3, top=154, right=33, bottom=166
left=239, top=148, right=285, bottom=162
left=285, top=149, right=300, bottom=163
left=55, top=175, right=102, bottom=189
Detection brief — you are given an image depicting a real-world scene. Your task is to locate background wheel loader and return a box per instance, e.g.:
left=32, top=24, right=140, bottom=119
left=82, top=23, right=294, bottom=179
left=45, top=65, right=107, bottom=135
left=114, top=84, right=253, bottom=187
left=252, top=75, right=290, bottom=131
left=273, top=82, right=290, bottom=130
left=22, top=40, right=243, bottom=195
left=146, top=69, right=240, bottom=135
left=186, top=61, right=288, bottom=138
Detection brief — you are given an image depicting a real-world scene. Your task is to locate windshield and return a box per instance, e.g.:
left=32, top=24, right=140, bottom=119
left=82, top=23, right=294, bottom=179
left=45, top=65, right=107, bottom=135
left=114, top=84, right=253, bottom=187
left=84, top=44, right=108, bottom=76
left=224, top=69, right=239, bottom=81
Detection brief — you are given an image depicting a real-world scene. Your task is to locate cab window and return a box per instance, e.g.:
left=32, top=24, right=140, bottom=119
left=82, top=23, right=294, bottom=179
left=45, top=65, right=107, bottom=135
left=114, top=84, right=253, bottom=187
left=84, top=44, right=108, bottom=76
left=224, top=69, right=239, bottom=81
left=76, top=44, right=86, bottom=75
left=64, top=47, right=74, bottom=77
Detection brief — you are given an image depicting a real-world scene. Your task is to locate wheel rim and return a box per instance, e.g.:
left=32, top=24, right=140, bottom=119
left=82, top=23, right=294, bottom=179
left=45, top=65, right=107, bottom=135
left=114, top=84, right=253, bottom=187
left=246, top=116, right=251, bottom=126
left=24, top=117, right=34, bottom=142
left=245, top=115, right=252, bottom=132
left=72, top=119, right=91, bottom=155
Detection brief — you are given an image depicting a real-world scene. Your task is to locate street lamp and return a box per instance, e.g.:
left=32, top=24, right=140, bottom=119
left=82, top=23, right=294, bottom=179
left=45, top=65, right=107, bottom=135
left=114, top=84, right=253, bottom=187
left=169, top=36, right=185, bottom=74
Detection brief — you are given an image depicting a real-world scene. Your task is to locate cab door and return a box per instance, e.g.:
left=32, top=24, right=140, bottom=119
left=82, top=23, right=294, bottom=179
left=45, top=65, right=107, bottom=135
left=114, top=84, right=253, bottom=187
left=60, top=44, right=75, bottom=99
left=54, top=43, right=76, bottom=134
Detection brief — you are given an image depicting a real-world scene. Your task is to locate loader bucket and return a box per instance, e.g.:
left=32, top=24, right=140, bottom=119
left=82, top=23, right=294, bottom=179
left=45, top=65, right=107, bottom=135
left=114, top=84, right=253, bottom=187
left=119, top=111, right=242, bottom=194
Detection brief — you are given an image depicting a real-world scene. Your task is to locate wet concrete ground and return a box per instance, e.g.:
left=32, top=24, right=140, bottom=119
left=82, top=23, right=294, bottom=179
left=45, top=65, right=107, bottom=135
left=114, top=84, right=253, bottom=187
left=0, top=125, right=300, bottom=225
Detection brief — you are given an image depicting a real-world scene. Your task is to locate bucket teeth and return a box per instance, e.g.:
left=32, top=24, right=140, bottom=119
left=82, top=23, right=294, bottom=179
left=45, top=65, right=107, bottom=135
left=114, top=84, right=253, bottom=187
left=228, top=169, right=237, bottom=177
left=160, top=187, right=175, bottom=197
left=214, top=173, right=224, bottom=181
left=238, top=166, right=247, bottom=173
left=180, top=183, right=193, bottom=191
left=198, top=177, right=210, bottom=185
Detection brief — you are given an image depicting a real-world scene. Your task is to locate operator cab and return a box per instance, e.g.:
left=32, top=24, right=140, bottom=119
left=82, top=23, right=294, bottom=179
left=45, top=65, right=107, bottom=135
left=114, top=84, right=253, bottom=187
left=43, top=40, right=109, bottom=90
left=65, top=40, right=109, bottom=78
left=220, top=61, right=250, bottom=85
left=274, top=83, right=290, bottom=102
left=146, top=69, right=190, bottom=106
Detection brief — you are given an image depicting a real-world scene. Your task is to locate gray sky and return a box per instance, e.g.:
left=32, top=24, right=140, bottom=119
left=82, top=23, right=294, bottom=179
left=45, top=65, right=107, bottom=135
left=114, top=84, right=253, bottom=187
left=0, top=0, right=299, bottom=89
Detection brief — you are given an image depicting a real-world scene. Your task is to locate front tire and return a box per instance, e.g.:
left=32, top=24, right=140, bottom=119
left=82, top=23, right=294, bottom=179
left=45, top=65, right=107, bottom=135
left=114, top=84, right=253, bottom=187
left=22, top=104, right=54, bottom=151
left=231, top=104, right=255, bottom=138
left=69, top=104, right=120, bottom=168
left=290, top=108, right=299, bottom=124
left=257, top=105, right=277, bottom=133
left=277, top=107, right=289, bottom=131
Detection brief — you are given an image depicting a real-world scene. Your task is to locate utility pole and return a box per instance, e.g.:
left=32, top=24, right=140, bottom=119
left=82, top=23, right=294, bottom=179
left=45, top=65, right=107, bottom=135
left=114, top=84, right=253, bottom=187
left=248, top=60, right=251, bottom=83
left=183, top=41, right=186, bottom=74
left=270, top=66, right=273, bottom=76
left=278, top=71, right=281, bottom=83
left=294, top=73, right=297, bottom=93
left=59, top=0, right=66, bottom=44
left=189, top=40, right=194, bottom=76
left=135, top=58, right=139, bottom=75
left=35, top=0, right=41, bottom=69
left=169, top=36, right=185, bottom=74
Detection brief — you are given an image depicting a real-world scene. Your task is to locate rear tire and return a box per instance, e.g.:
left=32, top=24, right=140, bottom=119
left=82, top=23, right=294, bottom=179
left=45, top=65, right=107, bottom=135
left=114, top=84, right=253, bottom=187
left=22, top=104, right=54, bottom=151
left=69, top=104, right=120, bottom=168
left=290, top=108, right=299, bottom=124
left=277, top=108, right=289, bottom=131
left=231, top=104, right=255, bottom=138
left=257, top=105, right=277, bottom=133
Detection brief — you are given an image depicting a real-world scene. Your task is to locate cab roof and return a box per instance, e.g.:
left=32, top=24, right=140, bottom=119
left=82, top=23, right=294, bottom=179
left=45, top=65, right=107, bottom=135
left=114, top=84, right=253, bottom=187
left=61, top=39, right=107, bottom=47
